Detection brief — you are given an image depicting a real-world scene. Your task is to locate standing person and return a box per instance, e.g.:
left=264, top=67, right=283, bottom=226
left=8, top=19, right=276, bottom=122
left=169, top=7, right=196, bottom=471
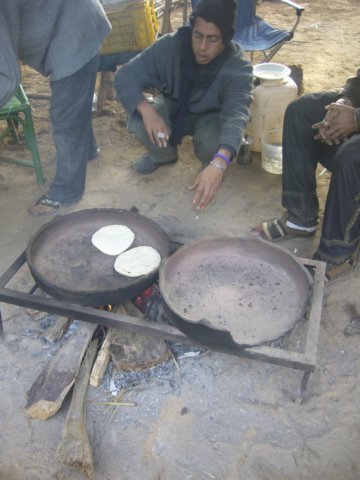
left=254, top=69, right=360, bottom=279
left=114, top=0, right=253, bottom=210
left=0, top=0, right=111, bottom=216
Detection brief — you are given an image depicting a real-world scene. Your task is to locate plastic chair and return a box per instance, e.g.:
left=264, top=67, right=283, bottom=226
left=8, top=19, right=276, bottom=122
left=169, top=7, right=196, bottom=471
left=0, top=85, right=44, bottom=186
left=191, top=0, right=305, bottom=63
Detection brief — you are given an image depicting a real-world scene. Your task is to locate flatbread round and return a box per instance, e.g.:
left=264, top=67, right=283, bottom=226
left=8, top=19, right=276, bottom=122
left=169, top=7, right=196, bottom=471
left=114, top=246, right=161, bottom=277
left=91, top=225, right=135, bottom=256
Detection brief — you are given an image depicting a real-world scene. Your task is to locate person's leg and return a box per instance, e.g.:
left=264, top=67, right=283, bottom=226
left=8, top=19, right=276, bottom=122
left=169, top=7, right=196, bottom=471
left=36, top=55, right=99, bottom=210
left=282, top=90, right=341, bottom=227
left=256, top=90, right=342, bottom=241
left=187, top=112, right=221, bottom=167
left=315, top=135, right=360, bottom=265
left=88, top=127, right=100, bottom=161
left=128, top=94, right=178, bottom=172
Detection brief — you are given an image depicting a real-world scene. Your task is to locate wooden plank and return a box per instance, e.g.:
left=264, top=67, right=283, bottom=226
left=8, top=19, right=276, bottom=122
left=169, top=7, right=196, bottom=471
left=161, top=0, right=173, bottom=34
left=56, top=337, right=99, bottom=478
left=96, top=71, right=114, bottom=111
left=183, top=0, right=188, bottom=24
left=43, top=316, right=72, bottom=343
left=24, top=321, right=97, bottom=420
left=89, top=332, right=111, bottom=387
left=109, top=303, right=170, bottom=370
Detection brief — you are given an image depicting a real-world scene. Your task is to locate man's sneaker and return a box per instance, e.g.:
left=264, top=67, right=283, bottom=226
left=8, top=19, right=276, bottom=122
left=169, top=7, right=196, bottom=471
left=131, top=155, right=177, bottom=174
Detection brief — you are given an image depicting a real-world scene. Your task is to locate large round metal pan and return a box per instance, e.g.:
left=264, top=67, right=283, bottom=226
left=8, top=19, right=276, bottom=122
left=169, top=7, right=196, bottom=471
left=27, top=208, right=170, bottom=306
left=159, top=236, right=313, bottom=349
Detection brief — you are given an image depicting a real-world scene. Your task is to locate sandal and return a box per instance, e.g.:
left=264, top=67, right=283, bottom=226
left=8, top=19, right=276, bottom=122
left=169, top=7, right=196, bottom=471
left=313, top=249, right=358, bottom=281
left=325, top=258, right=354, bottom=281
left=252, top=214, right=316, bottom=242
left=28, top=195, right=72, bottom=217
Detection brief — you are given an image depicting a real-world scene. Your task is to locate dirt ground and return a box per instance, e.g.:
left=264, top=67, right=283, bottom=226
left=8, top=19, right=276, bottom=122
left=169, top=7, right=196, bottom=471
left=1, top=1, right=360, bottom=479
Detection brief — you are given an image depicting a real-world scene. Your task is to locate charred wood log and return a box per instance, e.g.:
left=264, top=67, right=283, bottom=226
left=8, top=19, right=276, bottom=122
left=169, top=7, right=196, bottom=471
left=25, top=321, right=97, bottom=420
left=56, top=337, right=99, bottom=478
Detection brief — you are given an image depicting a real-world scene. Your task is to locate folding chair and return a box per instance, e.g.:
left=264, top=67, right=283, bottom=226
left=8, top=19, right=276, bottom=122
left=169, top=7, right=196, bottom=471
left=191, top=0, right=305, bottom=63
left=0, top=84, right=44, bottom=186
left=233, top=0, right=304, bottom=62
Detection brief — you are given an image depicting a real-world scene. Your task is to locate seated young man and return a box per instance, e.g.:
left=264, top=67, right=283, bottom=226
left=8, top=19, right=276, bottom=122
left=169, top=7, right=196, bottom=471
left=114, top=0, right=253, bottom=210
left=254, top=69, right=360, bottom=279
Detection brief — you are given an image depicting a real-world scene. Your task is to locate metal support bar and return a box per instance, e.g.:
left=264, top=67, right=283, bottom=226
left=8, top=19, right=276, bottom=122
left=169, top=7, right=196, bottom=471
left=0, top=250, right=325, bottom=395
left=0, top=250, right=27, bottom=287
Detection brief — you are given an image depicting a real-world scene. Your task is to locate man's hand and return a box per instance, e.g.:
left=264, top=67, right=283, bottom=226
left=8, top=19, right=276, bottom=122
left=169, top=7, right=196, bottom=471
left=188, top=163, right=225, bottom=210
left=136, top=100, right=170, bottom=148
left=312, top=100, right=357, bottom=145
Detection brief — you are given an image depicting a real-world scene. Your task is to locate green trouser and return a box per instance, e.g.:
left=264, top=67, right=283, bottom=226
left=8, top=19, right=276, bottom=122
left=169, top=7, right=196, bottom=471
left=127, top=94, right=221, bottom=166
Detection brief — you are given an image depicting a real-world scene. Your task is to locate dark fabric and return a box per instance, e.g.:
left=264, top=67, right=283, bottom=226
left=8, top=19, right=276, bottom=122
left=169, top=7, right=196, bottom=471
left=232, top=0, right=291, bottom=51
left=0, top=0, right=110, bottom=108
left=47, top=54, right=99, bottom=204
left=281, top=91, right=360, bottom=263
left=233, top=14, right=291, bottom=51
left=342, top=69, right=360, bottom=107
left=189, top=0, right=237, bottom=45
left=98, top=51, right=140, bottom=72
left=318, top=138, right=360, bottom=264
left=128, top=94, right=224, bottom=167
left=171, top=25, right=232, bottom=145
left=281, top=90, right=341, bottom=227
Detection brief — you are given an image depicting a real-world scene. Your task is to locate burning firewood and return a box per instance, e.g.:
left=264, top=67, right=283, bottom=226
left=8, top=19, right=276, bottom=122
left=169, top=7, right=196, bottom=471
left=109, top=302, right=171, bottom=371
left=43, top=316, right=72, bottom=343
left=89, top=331, right=111, bottom=387
left=56, top=337, right=99, bottom=478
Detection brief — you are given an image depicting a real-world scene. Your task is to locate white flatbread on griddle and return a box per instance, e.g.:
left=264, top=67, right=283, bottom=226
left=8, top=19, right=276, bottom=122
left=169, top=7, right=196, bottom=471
left=91, top=224, right=135, bottom=256
left=114, top=246, right=161, bottom=277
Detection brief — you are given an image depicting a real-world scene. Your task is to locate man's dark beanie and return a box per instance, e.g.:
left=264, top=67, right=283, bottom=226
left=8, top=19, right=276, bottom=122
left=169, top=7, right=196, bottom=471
left=189, top=0, right=238, bottom=45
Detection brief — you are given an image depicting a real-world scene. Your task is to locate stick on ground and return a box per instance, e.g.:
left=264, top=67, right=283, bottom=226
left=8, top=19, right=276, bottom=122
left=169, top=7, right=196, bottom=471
left=56, top=337, right=99, bottom=478
left=89, top=331, right=111, bottom=387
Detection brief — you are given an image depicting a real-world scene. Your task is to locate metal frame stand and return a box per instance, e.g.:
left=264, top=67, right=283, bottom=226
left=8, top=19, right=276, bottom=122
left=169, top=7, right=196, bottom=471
left=0, top=251, right=326, bottom=397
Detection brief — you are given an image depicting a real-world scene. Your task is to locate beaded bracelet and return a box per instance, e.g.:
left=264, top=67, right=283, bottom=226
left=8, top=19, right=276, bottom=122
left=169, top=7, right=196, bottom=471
left=212, top=152, right=231, bottom=167
left=209, top=160, right=226, bottom=172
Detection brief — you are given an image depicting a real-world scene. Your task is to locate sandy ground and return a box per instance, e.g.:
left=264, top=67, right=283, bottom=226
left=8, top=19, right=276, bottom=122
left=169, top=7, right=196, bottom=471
left=1, top=1, right=360, bottom=479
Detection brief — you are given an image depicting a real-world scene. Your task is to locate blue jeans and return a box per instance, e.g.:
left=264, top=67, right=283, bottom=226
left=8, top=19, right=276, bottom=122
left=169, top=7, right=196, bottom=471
left=282, top=91, right=360, bottom=263
left=47, top=55, right=99, bottom=204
